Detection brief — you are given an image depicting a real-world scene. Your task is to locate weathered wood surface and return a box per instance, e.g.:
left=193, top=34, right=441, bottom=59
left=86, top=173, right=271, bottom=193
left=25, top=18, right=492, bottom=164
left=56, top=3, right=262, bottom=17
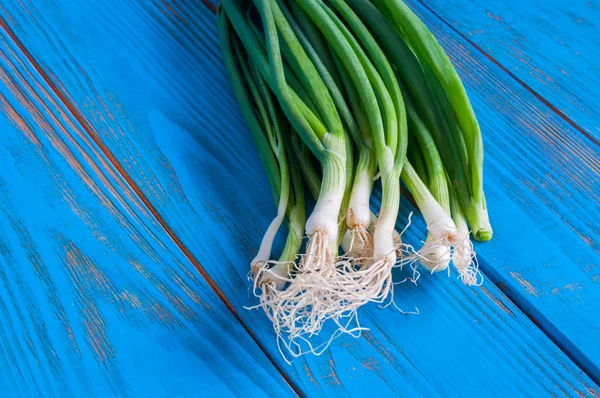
left=419, top=0, right=600, bottom=142
left=0, top=0, right=598, bottom=396
left=0, top=19, right=294, bottom=398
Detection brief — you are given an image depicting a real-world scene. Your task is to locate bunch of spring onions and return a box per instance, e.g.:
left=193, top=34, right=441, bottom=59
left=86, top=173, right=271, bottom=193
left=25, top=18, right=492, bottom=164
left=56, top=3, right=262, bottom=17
left=218, top=0, right=493, bottom=361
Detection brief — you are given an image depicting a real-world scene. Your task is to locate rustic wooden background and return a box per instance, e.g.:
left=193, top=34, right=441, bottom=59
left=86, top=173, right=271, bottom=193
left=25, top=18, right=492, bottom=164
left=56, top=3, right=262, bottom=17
left=0, top=0, right=598, bottom=396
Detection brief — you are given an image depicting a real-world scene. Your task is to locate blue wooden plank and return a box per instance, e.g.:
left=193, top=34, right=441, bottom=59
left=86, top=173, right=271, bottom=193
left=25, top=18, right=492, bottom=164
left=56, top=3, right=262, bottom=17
left=0, top=24, right=294, bottom=398
left=1, top=0, right=598, bottom=395
left=418, top=0, right=600, bottom=142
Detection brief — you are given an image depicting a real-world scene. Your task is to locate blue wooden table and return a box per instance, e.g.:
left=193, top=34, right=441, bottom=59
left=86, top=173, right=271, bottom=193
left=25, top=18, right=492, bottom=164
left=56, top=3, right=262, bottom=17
left=0, top=0, right=598, bottom=396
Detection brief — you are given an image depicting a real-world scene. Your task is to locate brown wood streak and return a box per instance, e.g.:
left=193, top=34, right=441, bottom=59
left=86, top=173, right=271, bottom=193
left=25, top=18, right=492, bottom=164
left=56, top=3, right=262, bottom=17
left=0, top=97, right=82, bottom=364
left=361, top=331, right=396, bottom=364
left=414, top=0, right=600, bottom=148
left=3, top=23, right=210, bottom=311
left=151, top=0, right=184, bottom=23
left=302, top=363, right=319, bottom=388
left=62, top=238, right=116, bottom=365
left=57, top=230, right=187, bottom=331
left=0, top=92, right=41, bottom=147
left=358, top=324, right=433, bottom=394
left=0, top=49, right=203, bottom=306
left=510, top=272, right=540, bottom=297
left=0, top=44, right=150, bottom=221
left=0, top=15, right=300, bottom=396
left=0, top=193, right=72, bottom=389
left=0, top=51, right=145, bottom=231
left=200, top=0, right=217, bottom=13
left=320, top=352, right=342, bottom=387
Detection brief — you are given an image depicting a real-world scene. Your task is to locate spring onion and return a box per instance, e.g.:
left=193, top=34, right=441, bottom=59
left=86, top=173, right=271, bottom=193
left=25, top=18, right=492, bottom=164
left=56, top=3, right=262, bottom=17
left=217, top=0, right=493, bottom=361
left=371, top=0, right=492, bottom=242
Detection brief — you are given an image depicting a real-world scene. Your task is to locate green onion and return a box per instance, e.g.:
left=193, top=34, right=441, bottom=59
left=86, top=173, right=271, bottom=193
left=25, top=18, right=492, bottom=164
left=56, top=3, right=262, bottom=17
left=448, top=173, right=483, bottom=286
left=371, top=0, right=492, bottom=242
left=344, top=0, right=488, bottom=280
left=224, top=0, right=382, bottom=359
left=217, top=0, right=493, bottom=361
left=218, top=9, right=305, bottom=292
left=277, top=1, right=358, bottom=249
left=402, top=84, right=452, bottom=272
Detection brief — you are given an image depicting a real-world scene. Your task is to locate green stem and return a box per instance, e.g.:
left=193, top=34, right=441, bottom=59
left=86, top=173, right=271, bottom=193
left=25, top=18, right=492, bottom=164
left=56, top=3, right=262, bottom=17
left=221, top=0, right=325, bottom=155
left=329, top=0, right=408, bottom=167
left=401, top=81, right=450, bottom=214
left=280, top=137, right=306, bottom=262
left=373, top=0, right=491, bottom=240
left=256, top=0, right=347, bottom=245
left=218, top=12, right=280, bottom=201
left=292, top=136, right=321, bottom=200
left=409, top=143, right=428, bottom=186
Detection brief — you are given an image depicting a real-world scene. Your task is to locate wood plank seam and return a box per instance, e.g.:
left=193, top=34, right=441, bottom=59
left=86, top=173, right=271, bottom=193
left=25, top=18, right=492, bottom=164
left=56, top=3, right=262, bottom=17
left=201, top=0, right=216, bottom=13
left=414, top=0, right=600, bottom=148
left=0, top=15, right=302, bottom=397
left=482, top=258, right=600, bottom=386
left=198, top=0, right=600, bottom=386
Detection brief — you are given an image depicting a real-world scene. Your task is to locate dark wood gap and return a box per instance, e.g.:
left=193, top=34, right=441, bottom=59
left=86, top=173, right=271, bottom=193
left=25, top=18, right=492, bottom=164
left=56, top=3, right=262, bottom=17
left=0, top=16, right=302, bottom=397
left=494, top=276, right=599, bottom=385
left=201, top=0, right=217, bottom=13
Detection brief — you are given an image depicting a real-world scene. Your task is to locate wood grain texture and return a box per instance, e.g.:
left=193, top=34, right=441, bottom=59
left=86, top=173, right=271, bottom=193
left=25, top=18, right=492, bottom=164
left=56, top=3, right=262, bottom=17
left=418, top=0, right=600, bottom=142
left=0, top=21, right=294, bottom=398
left=2, top=0, right=598, bottom=395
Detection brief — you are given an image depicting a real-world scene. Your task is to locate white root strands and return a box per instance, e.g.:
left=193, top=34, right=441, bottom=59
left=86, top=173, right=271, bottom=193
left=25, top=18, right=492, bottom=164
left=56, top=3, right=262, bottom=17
left=345, top=214, right=422, bottom=307
left=344, top=225, right=374, bottom=265
left=246, top=221, right=481, bottom=362
left=415, top=231, right=483, bottom=286
left=247, top=231, right=372, bottom=360
left=451, top=232, right=484, bottom=286
left=389, top=212, right=482, bottom=286
left=248, top=222, right=419, bottom=360
left=346, top=168, right=375, bottom=262
left=418, top=234, right=452, bottom=273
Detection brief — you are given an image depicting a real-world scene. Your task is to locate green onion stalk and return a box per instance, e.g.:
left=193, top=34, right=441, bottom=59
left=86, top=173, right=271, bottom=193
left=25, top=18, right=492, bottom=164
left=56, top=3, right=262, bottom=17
left=218, top=10, right=305, bottom=296
left=403, top=87, right=452, bottom=273
left=299, top=137, right=406, bottom=274
left=331, top=47, right=377, bottom=259
left=371, top=0, right=492, bottom=242
left=448, top=174, right=483, bottom=285
left=297, top=0, right=409, bottom=309
left=222, top=0, right=387, bottom=357
left=403, top=88, right=481, bottom=285
left=345, top=0, right=485, bottom=282
left=282, top=0, right=376, bottom=258
left=327, top=0, right=409, bottom=263
left=258, top=0, right=346, bottom=268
